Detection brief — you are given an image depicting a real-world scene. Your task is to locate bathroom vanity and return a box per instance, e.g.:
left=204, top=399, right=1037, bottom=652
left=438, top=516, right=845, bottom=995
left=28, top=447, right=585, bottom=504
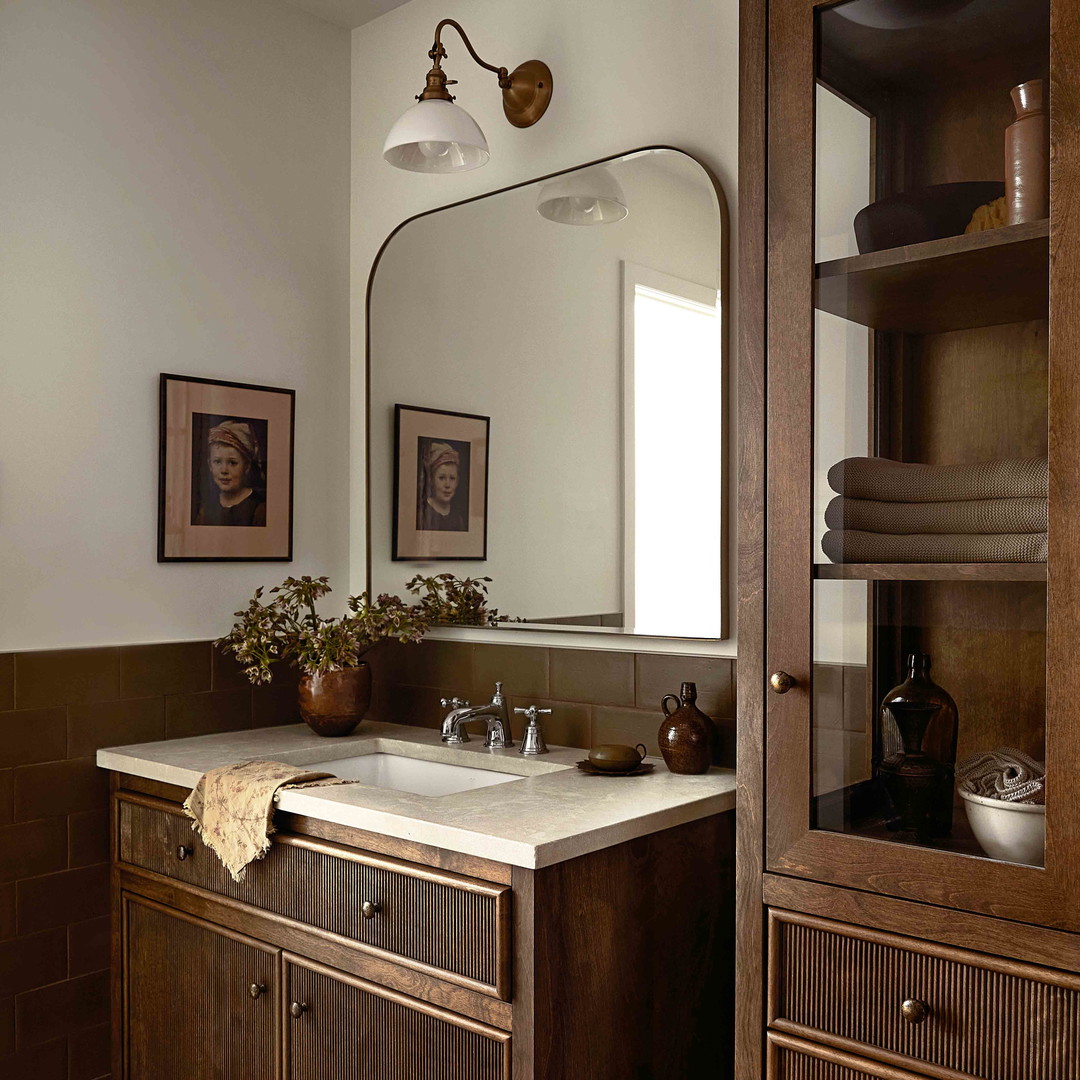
left=98, top=722, right=736, bottom=1079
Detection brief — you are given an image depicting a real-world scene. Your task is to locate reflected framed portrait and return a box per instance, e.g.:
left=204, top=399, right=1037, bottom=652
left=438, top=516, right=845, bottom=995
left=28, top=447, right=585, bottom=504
left=393, top=404, right=489, bottom=561
left=158, top=373, right=295, bottom=561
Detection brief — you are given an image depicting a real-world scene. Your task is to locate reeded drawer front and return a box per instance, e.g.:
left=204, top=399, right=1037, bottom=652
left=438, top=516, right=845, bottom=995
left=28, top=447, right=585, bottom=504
left=769, top=909, right=1080, bottom=1080
left=768, top=1032, right=930, bottom=1080
left=118, top=794, right=511, bottom=998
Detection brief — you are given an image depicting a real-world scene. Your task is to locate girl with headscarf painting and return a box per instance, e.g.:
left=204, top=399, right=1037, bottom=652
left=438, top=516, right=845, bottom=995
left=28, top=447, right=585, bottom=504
left=195, top=420, right=267, bottom=527
left=418, top=440, right=467, bottom=531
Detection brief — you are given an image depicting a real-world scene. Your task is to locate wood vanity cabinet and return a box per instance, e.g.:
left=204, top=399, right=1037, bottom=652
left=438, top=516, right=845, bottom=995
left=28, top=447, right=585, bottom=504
left=738, top=0, right=1080, bottom=1077
left=108, top=773, right=734, bottom=1079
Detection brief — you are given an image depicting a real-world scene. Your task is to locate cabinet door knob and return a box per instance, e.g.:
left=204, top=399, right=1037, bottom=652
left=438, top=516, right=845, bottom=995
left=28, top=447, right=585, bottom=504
left=901, top=998, right=930, bottom=1025
left=361, top=900, right=382, bottom=920
left=249, top=983, right=266, bottom=1000
left=175, top=845, right=193, bottom=861
left=769, top=671, right=797, bottom=695
left=290, top=1001, right=309, bottom=1019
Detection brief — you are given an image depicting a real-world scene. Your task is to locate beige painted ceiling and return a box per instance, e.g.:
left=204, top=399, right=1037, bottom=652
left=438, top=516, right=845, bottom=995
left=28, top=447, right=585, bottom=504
left=280, top=0, right=412, bottom=30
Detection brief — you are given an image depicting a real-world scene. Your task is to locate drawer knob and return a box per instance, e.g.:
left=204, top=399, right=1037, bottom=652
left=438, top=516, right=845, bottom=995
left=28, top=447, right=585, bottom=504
left=290, top=1001, right=309, bottom=1019
left=175, top=845, right=193, bottom=861
left=249, top=983, right=266, bottom=1000
left=361, top=900, right=382, bottom=920
left=769, top=671, right=797, bottom=695
left=901, top=999, right=930, bottom=1025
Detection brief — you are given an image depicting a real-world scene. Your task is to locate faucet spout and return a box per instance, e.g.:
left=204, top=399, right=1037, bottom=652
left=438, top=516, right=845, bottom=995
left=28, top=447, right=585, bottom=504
left=440, top=682, right=513, bottom=747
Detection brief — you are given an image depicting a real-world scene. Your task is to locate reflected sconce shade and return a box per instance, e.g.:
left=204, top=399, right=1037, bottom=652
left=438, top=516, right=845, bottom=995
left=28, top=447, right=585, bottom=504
left=536, top=166, right=629, bottom=225
left=383, top=19, right=553, bottom=174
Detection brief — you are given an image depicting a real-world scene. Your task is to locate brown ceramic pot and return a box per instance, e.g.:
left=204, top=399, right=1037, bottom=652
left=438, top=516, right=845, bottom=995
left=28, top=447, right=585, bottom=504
left=1006, top=79, right=1049, bottom=225
left=297, top=664, right=371, bottom=737
left=658, top=682, right=714, bottom=775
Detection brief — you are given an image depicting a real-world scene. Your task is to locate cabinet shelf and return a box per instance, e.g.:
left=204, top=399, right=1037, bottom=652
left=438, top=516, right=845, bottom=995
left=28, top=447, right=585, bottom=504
left=813, top=563, right=1047, bottom=582
left=815, top=219, right=1049, bottom=334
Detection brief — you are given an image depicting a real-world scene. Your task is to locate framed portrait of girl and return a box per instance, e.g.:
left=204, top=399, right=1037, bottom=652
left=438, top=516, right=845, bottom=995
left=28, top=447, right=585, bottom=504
left=392, top=404, right=489, bottom=560
left=158, top=373, right=295, bottom=561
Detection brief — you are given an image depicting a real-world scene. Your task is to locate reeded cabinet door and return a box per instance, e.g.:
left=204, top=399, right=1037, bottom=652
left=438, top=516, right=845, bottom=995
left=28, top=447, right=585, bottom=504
left=123, top=895, right=279, bottom=1080
left=764, top=0, right=1080, bottom=928
left=283, top=955, right=510, bottom=1080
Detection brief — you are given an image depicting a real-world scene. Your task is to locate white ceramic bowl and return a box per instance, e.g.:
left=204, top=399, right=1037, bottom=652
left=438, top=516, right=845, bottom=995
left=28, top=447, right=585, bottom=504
left=959, top=788, right=1045, bottom=866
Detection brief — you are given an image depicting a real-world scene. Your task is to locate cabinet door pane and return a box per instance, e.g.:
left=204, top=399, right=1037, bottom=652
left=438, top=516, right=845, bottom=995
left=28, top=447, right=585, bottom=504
left=285, top=958, right=509, bottom=1080
left=125, top=896, right=278, bottom=1080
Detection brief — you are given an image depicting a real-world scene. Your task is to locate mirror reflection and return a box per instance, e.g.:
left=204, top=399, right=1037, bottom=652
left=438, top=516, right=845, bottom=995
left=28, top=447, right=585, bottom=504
left=368, top=149, right=727, bottom=639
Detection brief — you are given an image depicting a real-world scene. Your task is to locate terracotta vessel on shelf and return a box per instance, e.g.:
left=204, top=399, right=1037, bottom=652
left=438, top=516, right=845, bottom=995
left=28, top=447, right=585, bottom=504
left=658, top=682, right=714, bottom=775
left=298, top=664, right=371, bottom=737
left=1006, top=79, right=1049, bottom=226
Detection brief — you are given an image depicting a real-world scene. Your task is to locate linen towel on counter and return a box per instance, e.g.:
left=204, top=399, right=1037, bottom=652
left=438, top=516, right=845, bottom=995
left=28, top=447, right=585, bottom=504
left=820, top=530, right=1048, bottom=564
left=957, top=748, right=1045, bottom=805
left=824, top=496, right=1048, bottom=535
left=183, top=760, right=355, bottom=882
left=827, top=456, right=1048, bottom=503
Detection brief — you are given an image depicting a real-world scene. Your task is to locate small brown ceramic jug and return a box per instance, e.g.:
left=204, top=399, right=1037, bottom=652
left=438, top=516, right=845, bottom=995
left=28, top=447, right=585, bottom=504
left=658, top=682, right=713, bottom=775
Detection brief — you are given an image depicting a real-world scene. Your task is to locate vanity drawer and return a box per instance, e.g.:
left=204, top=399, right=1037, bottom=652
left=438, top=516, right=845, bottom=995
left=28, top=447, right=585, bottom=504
left=768, top=1031, right=933, bottom=1079
left=768, top=909, right=1080, bottom=1080
left=117, top=794, right=512, bottom=999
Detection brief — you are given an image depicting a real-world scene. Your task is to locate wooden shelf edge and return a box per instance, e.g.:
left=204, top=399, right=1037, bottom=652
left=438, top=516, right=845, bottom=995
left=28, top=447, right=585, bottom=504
left=813, top=562, right=1047, bottom=582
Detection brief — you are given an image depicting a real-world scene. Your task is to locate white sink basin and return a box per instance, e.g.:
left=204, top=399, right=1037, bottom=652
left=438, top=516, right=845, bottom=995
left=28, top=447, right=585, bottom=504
left=304, top=752, right=526, bottom=798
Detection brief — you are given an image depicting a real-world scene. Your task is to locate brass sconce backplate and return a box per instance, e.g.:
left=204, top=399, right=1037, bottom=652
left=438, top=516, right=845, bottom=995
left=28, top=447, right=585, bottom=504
left=503, top=60, right=553, bottom=128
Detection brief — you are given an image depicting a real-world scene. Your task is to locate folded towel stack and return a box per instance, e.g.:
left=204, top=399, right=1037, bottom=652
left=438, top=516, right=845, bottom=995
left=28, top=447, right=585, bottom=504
left=822, top=457, right=1048, bottom=564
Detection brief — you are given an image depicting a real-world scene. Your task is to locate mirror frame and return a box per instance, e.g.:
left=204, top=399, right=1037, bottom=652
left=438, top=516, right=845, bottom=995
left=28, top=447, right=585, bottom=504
left=365, top=145, right=731, bottom=649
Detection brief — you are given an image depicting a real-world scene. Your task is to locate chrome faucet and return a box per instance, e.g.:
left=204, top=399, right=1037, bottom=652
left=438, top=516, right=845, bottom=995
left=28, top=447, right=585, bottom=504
left=440, top=682, right=513, bottom=748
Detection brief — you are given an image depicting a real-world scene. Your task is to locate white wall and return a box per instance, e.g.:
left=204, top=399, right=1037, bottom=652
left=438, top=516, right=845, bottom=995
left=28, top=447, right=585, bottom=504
left=368, top=153, right=720, bottom=625
left=351, top=0, right=739, bottom=655
left=0, top=0, right=352, bottom=651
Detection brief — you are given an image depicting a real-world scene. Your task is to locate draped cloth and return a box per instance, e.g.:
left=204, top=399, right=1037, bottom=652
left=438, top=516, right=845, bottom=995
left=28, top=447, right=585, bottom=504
left=820, top=530, right=1047, bottom=564
left=824, top=496, right=1047, bottom=535
left=827, top=457, right=1048, bottom=503
left=957, top=748, right=1046, bottom=805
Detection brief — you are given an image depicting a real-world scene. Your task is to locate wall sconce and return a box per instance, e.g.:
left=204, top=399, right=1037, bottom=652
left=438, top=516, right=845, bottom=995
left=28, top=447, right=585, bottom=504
left=382, top=19, right=553, bottom=174
left=536, top=165, right=629, bottom=225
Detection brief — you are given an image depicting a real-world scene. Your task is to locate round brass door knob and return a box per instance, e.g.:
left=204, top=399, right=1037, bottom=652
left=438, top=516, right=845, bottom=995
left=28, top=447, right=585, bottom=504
left=361, top=900, right=382, bottom=920
left=175, top=845, right=193, bottom=861
left=901, top=998, right=930, bottom=1025
left=249, top=983, right=266, bottom=1000
left=290, top=1002, right=309, bottom=1019
left=769, top=671, right=797, bottom=695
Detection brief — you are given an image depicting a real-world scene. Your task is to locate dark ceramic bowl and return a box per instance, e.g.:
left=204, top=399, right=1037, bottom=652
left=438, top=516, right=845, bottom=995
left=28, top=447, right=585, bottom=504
left=853, top=181, right=1005, bottom=254
left=833, top=0, right=975, bottom=30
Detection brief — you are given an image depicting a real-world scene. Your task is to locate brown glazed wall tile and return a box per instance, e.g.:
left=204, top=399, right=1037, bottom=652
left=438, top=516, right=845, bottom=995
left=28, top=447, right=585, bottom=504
left=0, top=885, right=14, bottom=941
left=0, top=771, right=11, bottom=827
left=508, top=697, right=590, bottom=751
left=67, top=916, right=110, bottom=979
left=13, top=649, right=119, bottom=711
left=67, top=1021, right=110, bottom=1080
left=252, top=682, right=301, bottom=728
left=0, top=994, right=11, bottom=1055
left=210, top=646, right=251, bottom=691
left=0, top=1036, right=66, bottom=1079
left=17, top=865, right=108, bottom=936
left=16, top=969, right=109, bottom=1047
left=0, top=819, right=68, bottom=884
left=165, top=689, right=251, bottom=739
left=591, top=706, right=664, bottom=758
left=0, top=928, right=66, bottom=995
left=634, top=654, right=734, bottom=718
left=379, top=685, right=449, bottom=730
left=549, top=648, right=635, bottom=707
left=67, top=697, right=164, bottom=759
left=0, top=707, right=67, bottom=769
left=400, top=640, right=477, bottom=696
left=119, top=641, right=211, bottom=699
left=473, top=644, right=550, bottom=700
left=0, top=656, right=12, bottom=713
left=14, top=759, right=108, bottom=824
left=67, top=811, right=108, bottom=869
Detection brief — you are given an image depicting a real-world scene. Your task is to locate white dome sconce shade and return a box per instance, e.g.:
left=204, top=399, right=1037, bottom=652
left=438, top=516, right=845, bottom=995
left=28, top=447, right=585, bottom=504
left=383, top=18, right=553, bottom=174
left=536, top=166, right=629, bottom=225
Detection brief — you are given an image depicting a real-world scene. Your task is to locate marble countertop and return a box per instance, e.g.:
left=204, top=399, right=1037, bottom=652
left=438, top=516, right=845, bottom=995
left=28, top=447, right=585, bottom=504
left=97, top=721, right=735, bottom=869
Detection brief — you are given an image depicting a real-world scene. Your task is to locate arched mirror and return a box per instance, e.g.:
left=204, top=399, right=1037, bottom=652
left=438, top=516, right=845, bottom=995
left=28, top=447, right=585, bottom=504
left=367, top=147, right=728, bottom=643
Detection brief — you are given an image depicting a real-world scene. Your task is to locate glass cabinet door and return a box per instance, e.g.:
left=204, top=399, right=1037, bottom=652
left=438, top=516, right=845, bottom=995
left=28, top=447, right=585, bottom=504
left=764, top=0, right=1080, bottom=928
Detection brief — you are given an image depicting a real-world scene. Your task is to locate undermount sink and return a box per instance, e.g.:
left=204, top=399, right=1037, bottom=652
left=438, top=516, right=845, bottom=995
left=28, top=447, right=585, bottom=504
left=303, top=752, right=526, bottom=798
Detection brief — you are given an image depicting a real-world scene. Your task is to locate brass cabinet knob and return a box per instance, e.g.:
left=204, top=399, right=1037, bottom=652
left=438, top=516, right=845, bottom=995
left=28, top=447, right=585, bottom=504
left=361, top=900, right=382, bottom=920
left=901, top=998, right=930, bottom=1025
left=290, top=1001, right=309, bottom=1019
left=769, top=671, right=797, bottom=695
left=249, top=983, right=266, bottom=1000
left=175, top=845, right=194, bottom=861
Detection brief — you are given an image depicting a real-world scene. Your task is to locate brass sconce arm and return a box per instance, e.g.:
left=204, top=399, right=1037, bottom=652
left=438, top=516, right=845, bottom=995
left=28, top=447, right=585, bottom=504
left=429, top=19, right=512, bottom=89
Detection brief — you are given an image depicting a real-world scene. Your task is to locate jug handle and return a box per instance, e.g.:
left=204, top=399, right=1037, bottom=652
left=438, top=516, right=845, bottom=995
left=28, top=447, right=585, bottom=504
left=635, top=743, right=648, bottom=761
left=661, top=694, right=680, bottom=718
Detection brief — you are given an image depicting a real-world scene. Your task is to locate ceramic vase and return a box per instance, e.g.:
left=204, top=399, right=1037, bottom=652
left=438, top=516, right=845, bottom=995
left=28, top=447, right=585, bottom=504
left=658, top=681, right=714, bottom=775
left=1005, top=79, right=1049, bottom=226
left=880, top=653, right=959, bottom=836
left=298, top=664, right=371, bottom=737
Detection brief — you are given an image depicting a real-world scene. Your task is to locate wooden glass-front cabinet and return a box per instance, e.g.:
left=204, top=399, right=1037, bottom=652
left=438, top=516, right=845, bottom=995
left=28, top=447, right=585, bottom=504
left=738, top=0, right=1080, bottom=1075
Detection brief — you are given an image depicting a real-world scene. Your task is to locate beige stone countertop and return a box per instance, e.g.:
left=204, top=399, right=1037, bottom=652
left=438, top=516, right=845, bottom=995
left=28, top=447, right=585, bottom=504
left=97, top=720, right=735, bottom=869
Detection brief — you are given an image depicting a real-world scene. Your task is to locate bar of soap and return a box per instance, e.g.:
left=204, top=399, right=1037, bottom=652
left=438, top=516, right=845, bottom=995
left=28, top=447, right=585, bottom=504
left=965, top=195, right=1008, bottom=233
